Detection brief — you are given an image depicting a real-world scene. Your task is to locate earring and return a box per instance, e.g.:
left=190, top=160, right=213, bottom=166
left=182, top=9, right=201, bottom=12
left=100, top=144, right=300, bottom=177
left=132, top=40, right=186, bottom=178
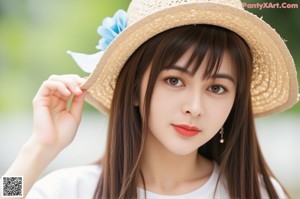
left=219, top=127, right=224, bottom=144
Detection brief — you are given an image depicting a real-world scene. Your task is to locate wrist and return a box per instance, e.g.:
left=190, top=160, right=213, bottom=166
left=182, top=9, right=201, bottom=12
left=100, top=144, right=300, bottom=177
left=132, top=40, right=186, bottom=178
left=23, top=138, right=59, bottom=164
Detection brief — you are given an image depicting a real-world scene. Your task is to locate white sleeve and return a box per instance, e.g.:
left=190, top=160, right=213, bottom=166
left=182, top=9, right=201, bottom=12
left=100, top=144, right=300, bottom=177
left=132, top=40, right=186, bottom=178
left=26, top=165, right=101, bottom=199
left=270, top=177, right=287, bottom=199
left=260, top=177, right=287, bottom=199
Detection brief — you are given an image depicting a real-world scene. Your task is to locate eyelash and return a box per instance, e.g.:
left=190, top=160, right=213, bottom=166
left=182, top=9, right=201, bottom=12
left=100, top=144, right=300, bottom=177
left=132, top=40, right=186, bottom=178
left=164, top=76, right=228, bottom=94
left=165, top=76, right=185, bottom=87
left=208, top=85, right=227, bottom=94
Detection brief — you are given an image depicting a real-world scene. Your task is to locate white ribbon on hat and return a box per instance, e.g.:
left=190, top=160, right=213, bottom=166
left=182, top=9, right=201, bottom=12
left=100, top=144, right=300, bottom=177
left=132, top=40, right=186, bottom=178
left=66, top=50, right=104, bottom=73
left=67, top=10, right=127, bottom=74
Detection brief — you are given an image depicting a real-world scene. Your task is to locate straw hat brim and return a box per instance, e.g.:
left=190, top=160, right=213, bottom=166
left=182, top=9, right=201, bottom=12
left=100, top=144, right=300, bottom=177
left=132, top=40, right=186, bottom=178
left=81, top=2, right=299, bottom=117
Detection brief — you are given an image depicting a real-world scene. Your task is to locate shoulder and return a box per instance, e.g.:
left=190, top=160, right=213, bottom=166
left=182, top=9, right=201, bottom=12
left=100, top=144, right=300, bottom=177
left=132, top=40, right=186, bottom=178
left=214, top=166, right=287, bottom=199
left=27, top=164, right=102, bottom=199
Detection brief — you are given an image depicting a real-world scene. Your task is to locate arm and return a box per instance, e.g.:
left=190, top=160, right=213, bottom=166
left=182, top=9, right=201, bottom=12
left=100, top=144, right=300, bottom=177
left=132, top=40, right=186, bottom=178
left=0, top=74, right=86, bottom=198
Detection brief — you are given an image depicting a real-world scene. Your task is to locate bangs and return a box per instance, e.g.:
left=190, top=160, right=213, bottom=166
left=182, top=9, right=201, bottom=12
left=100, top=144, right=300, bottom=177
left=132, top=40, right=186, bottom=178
left=150, top=25, right=231, bottom=79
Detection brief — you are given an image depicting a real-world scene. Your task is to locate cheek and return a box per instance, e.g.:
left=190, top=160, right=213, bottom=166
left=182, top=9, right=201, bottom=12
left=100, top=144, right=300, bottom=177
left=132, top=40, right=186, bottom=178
left=150, top=86, right=180, bottom=116
left=147, top=87, right=178, bottom=133
left=207, top=96, right=235, bottom=124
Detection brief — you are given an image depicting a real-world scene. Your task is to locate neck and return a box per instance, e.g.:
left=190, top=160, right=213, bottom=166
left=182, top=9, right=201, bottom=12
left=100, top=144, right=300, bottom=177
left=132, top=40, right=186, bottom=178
left=139, top=132, right=213, bottom=194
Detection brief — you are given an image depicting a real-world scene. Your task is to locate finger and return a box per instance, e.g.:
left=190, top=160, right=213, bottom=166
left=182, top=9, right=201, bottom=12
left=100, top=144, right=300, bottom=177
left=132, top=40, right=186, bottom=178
left=48, top=74, right=84, bottom=82
left=36, top=80, right=71, bottom=98
left=69, top=90, right=87, bottom=122
left=66, top=74, right=86, bottom=84
left=48, top=75, right=84, bottom=95
left=33, top=81, right=72, bottom=108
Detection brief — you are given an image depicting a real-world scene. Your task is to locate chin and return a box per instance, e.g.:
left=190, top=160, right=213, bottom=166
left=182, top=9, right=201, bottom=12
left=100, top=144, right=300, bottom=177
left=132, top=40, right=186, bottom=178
left=164, top=143, right=199, bottom=156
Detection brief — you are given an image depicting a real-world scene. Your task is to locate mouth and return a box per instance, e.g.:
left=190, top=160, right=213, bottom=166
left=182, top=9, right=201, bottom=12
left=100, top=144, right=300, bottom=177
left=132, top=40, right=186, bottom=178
left=172, top=124, right=201, bottom=137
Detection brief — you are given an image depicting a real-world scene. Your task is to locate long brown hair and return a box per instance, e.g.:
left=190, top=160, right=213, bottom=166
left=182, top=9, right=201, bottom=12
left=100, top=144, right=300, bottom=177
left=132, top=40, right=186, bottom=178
left=94, top=25, right=288, bottom=199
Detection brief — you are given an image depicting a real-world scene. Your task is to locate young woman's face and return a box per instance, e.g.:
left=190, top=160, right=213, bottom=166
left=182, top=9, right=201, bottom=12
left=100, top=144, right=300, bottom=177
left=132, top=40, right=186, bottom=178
left=140, top=50, right=237, bottom=155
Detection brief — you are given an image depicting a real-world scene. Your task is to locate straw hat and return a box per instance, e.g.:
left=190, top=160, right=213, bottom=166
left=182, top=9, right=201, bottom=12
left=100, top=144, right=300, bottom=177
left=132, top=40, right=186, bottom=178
left=69, top=0, right=299, bottom=117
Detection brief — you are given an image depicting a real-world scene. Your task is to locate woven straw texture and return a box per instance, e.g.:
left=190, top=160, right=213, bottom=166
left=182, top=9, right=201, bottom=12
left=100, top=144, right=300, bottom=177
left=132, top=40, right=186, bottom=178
left=81, top=0, right=298, bottom=117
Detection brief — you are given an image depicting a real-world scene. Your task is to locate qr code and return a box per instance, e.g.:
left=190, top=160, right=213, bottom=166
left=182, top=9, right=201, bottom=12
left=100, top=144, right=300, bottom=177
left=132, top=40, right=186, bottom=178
left=1, top=176, right=23, bottom=197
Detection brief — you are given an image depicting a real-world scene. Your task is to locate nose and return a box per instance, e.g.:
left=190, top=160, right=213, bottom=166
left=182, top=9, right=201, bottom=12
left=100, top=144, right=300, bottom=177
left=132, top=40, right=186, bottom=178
left=182, top=90, right=204, bottom=118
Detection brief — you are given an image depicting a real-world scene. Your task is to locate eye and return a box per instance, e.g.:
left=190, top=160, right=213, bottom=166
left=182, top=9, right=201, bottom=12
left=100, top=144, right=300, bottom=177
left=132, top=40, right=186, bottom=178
left=166, top=77, right=184, bottom=87
left=208, top=85, right=226, bottom=94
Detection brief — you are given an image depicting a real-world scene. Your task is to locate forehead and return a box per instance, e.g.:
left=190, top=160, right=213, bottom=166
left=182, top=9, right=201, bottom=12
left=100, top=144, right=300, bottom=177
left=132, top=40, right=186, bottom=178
left=172, top=48, right=236, bottom=80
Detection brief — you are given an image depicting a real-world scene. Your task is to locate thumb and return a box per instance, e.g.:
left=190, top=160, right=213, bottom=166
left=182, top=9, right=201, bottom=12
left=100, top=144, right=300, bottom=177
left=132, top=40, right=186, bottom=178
left=69, top=90, right=87, bottom=122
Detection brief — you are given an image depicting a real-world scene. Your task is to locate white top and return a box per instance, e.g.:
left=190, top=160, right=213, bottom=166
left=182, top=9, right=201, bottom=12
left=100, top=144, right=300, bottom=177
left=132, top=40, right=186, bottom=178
left=27, top=163, right=286, bottom=199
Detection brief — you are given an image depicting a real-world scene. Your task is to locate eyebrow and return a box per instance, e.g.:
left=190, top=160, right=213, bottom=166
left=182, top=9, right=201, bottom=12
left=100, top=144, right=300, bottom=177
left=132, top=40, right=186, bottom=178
left=164, top=65, right=235, bottom=84
left=211, top=73, right=235, bottom=84
left=164, top=65, right=192, bottom=75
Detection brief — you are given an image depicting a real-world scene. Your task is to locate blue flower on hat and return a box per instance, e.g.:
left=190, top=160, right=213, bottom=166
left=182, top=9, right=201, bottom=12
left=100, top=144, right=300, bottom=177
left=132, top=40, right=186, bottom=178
left=67, top=9, right=127, bottom=73
left=96, top=9, right=127, bottom=51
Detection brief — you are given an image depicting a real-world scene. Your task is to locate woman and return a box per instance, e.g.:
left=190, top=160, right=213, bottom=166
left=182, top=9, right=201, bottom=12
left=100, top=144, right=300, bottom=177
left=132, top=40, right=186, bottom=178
left=1, top=0, right=298, bottom=198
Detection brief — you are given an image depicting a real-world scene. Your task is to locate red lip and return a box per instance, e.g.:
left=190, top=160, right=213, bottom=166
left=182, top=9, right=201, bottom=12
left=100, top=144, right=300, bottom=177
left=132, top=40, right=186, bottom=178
left=172, top=124, right=201, bottom=137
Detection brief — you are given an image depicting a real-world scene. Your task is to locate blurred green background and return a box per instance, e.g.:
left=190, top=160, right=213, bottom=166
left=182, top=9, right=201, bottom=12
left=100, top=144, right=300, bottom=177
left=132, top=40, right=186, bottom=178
left=0, top=0, right=131, bottom=113
left=0, top=0, right=299, bottom=198
left=0, top=0, right=299, bottom=113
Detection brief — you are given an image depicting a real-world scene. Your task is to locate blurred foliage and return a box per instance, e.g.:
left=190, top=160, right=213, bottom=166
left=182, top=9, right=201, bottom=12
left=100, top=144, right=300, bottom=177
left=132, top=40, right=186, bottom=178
left=0, top=0, right=299, bottom=114
left=0, top=0, right=131, bottom=113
